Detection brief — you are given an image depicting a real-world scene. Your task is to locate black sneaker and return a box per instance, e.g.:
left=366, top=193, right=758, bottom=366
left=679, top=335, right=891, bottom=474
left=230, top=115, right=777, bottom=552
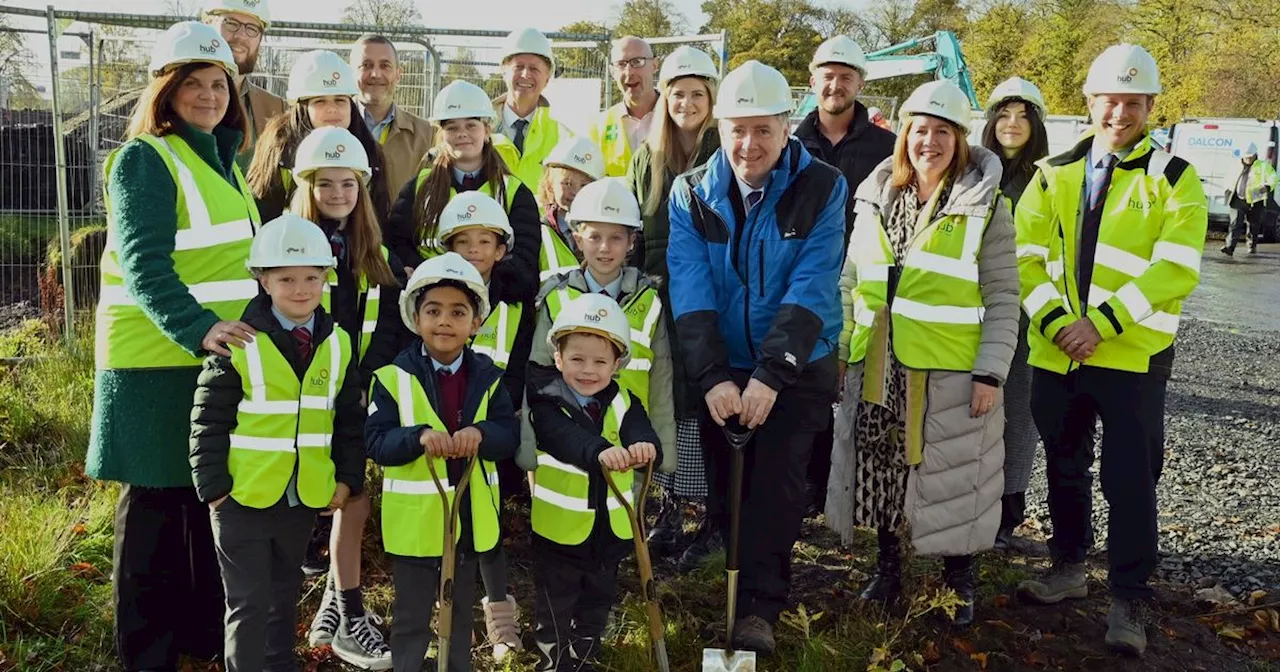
left=1220, top=245, right=1235, bottom=257
left=301, top=515, right=333, bottom=577
left=646, top=495, right=682, bottom=558
left=677, top=518, right=720, bottom=573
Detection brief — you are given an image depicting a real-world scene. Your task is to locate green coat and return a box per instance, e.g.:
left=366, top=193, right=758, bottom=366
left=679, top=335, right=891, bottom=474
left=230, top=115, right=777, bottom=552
left=87, top=123, right=249, bottom=488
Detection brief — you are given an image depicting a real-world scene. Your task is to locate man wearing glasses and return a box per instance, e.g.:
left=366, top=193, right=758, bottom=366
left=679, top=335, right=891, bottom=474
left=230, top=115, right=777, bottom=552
left=202, top=0, right=285, bottom=169
left=591, top=36, right=659, bottom=177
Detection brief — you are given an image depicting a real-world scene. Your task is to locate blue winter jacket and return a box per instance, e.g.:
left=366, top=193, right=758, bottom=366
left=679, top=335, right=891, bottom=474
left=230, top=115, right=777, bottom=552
left=667, top=137, right=847, bottom=393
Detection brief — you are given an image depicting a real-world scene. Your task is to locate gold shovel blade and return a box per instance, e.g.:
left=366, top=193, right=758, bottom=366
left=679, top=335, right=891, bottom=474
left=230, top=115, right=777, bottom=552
left=701, top=649, right=758, bottom=671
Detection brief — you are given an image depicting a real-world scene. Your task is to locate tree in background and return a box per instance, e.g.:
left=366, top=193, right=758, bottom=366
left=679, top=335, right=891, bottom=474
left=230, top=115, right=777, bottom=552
left=341, top=0, right=422, bottom=29
left=614, top=0, right=690, bottom=39
left=700, top=0, right=825, bottom=83
left=1, top=15, right=46, bottom=111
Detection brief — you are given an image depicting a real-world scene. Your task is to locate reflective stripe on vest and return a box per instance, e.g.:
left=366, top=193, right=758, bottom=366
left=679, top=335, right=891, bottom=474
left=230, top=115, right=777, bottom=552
left=539, top=226, right=580, bottom=280
left=375, top=365, right=502, bottom=557
left=96, top=133, right=261, bottom=370
left=543, top=283, right=662, bottom=405
left=846, top=199, right=989, bottom=371
left=591, top=103, right=633, bottom=178
left=320, top=247, right=389, bottom=363
left=491, top=108, right=561, bottom=199
left=412, top=171, right=522, bottom=259
left=227, top=329, right=349, bottom=509
left=472, top=301, right=522, bottom=369
left=531, top=392, right=634, bottom=545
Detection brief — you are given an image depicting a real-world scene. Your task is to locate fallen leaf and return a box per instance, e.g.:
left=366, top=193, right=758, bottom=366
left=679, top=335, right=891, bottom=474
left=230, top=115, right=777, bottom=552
left=1041, top=632, right=1055, bottom=640
left=1161, top=625, right=1181, bottom=640
left=1254, top=611, right=1271, bottom=631
left=1216, top=625, right=1248, bottom=640
left=923, top=640, right=941, bottom=664
left=869, top=645, right=891, bottom=667
left=70, top=523, right=86, bottom=535
left=985, top=619, right=1014, bottom=631
left=993, top=594, right=1010, bottom=608
left=970, top=652, right=989, bottom=670
left=951, top=637, right=975, bottom=655
left=1023, top=651, right=1049, bottom=667
left=1269, top=609, right=1280, bottom=633
left=67, top=562, right=97, bottom=577
left=1250, top=590, right=1269, bottom=605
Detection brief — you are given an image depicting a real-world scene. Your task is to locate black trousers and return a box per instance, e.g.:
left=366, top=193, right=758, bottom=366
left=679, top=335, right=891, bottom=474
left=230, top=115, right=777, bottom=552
left=1031, top=365, right=1167, bottom=601
left=805, top=412, right=834, bottom=513
left=391, top=554, right=479, bottom=672
left=112, top=484, right=225, bottom=671
left=1228, top=201, right=1265, bottom=249
left=532, top=546, right=618, bottom=672
left=701, top=411, right=817, bottom=623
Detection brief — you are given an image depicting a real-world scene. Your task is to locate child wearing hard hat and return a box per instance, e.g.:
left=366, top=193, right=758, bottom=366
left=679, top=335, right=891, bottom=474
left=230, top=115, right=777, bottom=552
left=537, top=135, right=606, bottom=278
left=364, top=252, right=520, bottom=672
left=384, top=79, right=543, bottom=304
left=289, top=126, right=400, bottom=669
left=524, top=292, right=662, bottom=672
left=189, top=213, right=366, bottom=672
left=247, top=49, right=391, bottom=222
left=519, top=178, right=677, bottom=481
left=435, top=191, right=535, bottom=662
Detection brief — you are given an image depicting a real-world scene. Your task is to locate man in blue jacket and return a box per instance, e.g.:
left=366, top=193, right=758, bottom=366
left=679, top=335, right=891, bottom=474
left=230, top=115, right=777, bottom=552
left=667, top=60, right=847, bottom=655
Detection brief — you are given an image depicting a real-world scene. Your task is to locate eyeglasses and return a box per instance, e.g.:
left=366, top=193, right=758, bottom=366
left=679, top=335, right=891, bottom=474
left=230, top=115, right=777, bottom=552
left=612, top=57, right=650, bottom=70
left=218, top=17, right=262, bottom=39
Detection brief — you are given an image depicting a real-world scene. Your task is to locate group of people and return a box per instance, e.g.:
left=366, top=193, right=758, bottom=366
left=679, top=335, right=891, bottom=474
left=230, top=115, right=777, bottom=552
left=84, top=0, right=1209, bottom=670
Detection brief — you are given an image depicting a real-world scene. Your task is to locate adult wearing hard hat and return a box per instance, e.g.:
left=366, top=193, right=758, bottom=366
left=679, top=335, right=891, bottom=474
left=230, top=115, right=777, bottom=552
left=626, top=44, right=722, bottom=571
left=825, top=80, right=1019, bottom=628
left=1221, top=142, right=1277, bottom=256
left=349, top=34, right=435, bottom=205
left=537, top=135, right=604, bottom=275
left=1015, top=44, right=1208, bottom=656
left=246, top=49, right=391, bottom=223
left=793, top=35, right=896, bottom=521
left=385, top=79, right=543, bottom=303
left=667, top=61, right=847, bottom=654
left=86, top=21, right=257, bottom=670
left=867, top=106, right=892, bottom=132
left=202, top=0, right=285, bottom=169
left=981, top=76, right=1053, bottom=557
left=589, top=36, right=660, bottom=177
left=492, top=27, right=570, bottom=195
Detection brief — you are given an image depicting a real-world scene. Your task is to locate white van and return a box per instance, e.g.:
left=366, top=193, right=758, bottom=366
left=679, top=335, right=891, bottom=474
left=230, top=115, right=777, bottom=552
left=1168, top=118, right=1279, bottom=226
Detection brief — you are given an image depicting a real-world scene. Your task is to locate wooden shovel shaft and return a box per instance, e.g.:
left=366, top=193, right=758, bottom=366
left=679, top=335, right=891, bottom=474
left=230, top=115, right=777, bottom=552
left=603, top=464, right=669, bottom=669
left=427, top=454, right=478, bottom=667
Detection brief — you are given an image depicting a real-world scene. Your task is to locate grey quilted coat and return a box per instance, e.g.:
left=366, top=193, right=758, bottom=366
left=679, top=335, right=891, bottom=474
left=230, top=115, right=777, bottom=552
left=825, top=145, right=1020, bottom=557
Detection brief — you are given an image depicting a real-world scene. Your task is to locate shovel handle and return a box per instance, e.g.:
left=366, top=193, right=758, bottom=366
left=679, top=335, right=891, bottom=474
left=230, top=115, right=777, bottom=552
left=602, top=465, right=667, bottom=664
left=426, top=454, right=478, bottom=666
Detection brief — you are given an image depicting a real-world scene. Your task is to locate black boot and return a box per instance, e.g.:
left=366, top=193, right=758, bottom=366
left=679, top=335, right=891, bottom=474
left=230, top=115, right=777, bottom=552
left=859, top=528, right=902, bottom=603
left=994, top=492, right=1048, bottom=557
left=943, top=555, right=976, bottom=627
left=301, top=513, right=332, bottom=576
left=677, top=509, right=720, bottom=573
left=646, top=491, right=681, bottom=558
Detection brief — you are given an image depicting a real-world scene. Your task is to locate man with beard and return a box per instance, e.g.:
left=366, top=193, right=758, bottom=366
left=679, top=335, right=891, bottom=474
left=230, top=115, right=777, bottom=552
left=590, top=36, right=659, bottom=177
left=202, top=0, right=285, bottom=169
left=350, top=34, right=434, bottom=201
left=792, top=36, right=894, bottom=519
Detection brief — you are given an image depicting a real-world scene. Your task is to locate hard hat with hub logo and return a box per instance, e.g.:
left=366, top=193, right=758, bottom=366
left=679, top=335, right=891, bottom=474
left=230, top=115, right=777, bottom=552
left=810, top=35, right=868, bottom=76
left=1083, top=43, right=1161, bottom=96
left=400, top=252, right=491, bottom=331
left=292, top=127, right=371, bottom=184
left=287, top=50, right=359, bottom=103
left=659, top=45, right=720, bottom=87
left=986, top=77, right=1047, bottom=119
left=899, top=79, right=973, bottom=132
left=247, top=213, right=336, bottom=271
left=431, top=80, right=497, bottom=123
left=715, top=60, right=793, bottom=119
left=566, top=177, right=642, bottom=229
left=438, top=191, right=514, bottom=246
left=500, top=27, right=556, bottom=70
left=148, top=21, right=237, bottom=79
left=548, top=293, right=632, bottom=365
left=544, top=136, right=605, bottom=181
left=202, top=0, right=271, bottom=30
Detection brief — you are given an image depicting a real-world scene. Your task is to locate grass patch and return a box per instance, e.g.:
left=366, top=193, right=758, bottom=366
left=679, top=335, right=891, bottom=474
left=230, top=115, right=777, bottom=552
left=0, top=213, right=59, bottom=262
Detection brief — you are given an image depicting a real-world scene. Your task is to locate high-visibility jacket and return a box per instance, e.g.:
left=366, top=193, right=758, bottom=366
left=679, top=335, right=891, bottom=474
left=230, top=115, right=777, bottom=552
left=845, top=199, right=993, bottom=371
left=1016, top=134, right=1208, bottom=374
left=542, top=283, right=663, bottom=406
left=589, top=103, right=635, bottom=178
left=531, top=391, right=634, bottom=545
left=320, top=246, right=389, bottom=364
left=412, top=170, right=522, bottom=259
left=226, top=329, right=350, bottom=509
left=539, top=225, right=580, bottom=281
left=96, top=134, right=261, bottom=369
left=373, top=364, right=502, bottom=557
left=1240, top=159, right=1278, bottom=205
left=492, top=106, right=563, bottom=197
left=472, top=301, right=523, bottom=370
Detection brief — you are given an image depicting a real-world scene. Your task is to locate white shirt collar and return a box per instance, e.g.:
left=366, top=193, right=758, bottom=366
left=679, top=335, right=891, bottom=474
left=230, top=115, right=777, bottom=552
left=584, top=269, right=624, bottom=299
left=420, top=346, right=464, bottom=374
left=735, top=175, right=764, bottom=213
left=502, top=102, right=536, bottom=132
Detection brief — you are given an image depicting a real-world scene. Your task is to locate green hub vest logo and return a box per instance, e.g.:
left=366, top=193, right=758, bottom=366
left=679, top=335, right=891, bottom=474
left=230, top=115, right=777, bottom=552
left=310, top=368, right=330, bottom=387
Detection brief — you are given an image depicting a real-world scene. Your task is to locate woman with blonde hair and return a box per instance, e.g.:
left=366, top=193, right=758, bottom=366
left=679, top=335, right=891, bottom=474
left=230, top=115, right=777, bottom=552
left=825, top=80, right=1020, bottom=627
left=625, top=45, right=722, bottom=571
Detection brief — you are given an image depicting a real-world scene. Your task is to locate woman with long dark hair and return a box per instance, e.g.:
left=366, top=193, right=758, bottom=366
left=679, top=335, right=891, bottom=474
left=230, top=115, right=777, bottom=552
left=981, top=77, right=1051, bottom=556
left=246, top=49, right=391, bottom=222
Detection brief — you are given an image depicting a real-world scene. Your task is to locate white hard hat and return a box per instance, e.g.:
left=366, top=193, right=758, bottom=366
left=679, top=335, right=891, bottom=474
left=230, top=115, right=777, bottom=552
left=1245, top=142, right=1260, bottom=157
left=286, top=50, right=360, bottom=103
left=986, top=77, right=1047, bottom=120
left=544, top=136, right=605, bottom=181
left=500, top=27, right=555, bottom=70
left=438, top=191, right=514, bottom=247
left=659, top=46, right=719, bottom=87
left=431, top=80, right=497, bottom=123
left=567, top=177, right=642, bottom=229
left=148, top=21, right=237, bottom=79
left=246, top=213, right=335, bottom=271
left=548, top=293, right=631, bottom=365
left=1083, top=43, right=1161, bottom=96
left=400, top=252, right=491, bottom=331
left=202, top=0, right=270, bottom=30
left=292, top=127, right=371, bottom=185
left=714, top=60, right=792, bottom=119
left=810, top=35, right=868, bottom=75
left=899, top=79, right=972, bottom=132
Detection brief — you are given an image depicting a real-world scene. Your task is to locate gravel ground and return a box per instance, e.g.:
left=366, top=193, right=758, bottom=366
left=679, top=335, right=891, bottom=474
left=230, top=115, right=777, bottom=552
left=1021, top=317, right=1280, bottom=598
left=0, top=300, right=41, bottom=333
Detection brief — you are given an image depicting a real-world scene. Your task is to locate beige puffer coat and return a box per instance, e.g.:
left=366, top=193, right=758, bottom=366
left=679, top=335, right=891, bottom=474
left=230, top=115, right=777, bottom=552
left=825, top=144, right=1020, bottom=557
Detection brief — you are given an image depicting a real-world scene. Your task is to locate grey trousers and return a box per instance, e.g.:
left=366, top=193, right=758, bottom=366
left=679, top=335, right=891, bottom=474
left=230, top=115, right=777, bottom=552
left=1004, top=318, right=1041, bottom=494
left=392, top=554, right=478, bottom=672
left=209, top=496, right=316, bottom=672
